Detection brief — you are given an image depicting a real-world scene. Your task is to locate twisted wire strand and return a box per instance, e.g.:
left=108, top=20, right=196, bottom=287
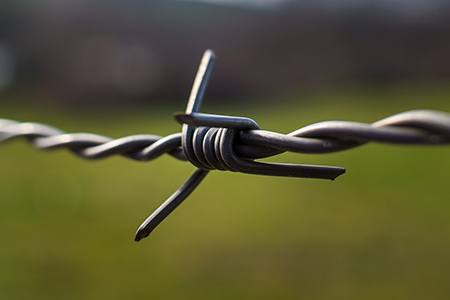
left=0, top=110, right=449, bottom=165
left=237, top=109, right=450, bottom=157
left=0, top=120, right=186, bottom=161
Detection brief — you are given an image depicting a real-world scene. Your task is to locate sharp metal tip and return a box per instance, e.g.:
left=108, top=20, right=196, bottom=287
left=331, top=168, right=346, bottom=180
left=185, top=50, right=216, bottom=115
left=204, top=49, right=216, bottom=59
left=133, top=217, right=156, bottom=242
left=134, top=228, right=148, bottom=242
left=174, top=113, right=193, bottom=125
left=133, top=169, right=209, bottom=243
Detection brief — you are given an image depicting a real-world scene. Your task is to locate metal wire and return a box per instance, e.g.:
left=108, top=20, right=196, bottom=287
left=1, top=50, right=449, bottom=242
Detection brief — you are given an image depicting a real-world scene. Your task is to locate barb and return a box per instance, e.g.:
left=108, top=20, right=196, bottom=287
left=1, top=50, right=449, bottom=242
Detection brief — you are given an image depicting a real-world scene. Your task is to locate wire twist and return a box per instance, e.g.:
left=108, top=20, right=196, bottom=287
left=1, top=50, right=449, bottom=241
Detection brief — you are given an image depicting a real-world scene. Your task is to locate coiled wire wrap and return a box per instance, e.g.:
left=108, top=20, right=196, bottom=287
left=0, top=50, right=449, bottom=242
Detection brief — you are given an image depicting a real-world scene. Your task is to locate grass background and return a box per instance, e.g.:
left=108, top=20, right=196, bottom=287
left=0, top=85, right=449, bottom=299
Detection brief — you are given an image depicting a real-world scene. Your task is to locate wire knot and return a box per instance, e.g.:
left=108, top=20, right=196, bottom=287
left=175, top=111, right=345, bottom=178
left=178, top=112, right=258, bottom=171
left=184, top=126, right=241, bottom=171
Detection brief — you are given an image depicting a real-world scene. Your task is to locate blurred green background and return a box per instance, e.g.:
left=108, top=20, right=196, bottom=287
left=0, top=85, right=449, bottom=300
left=1, top=0, right=450, bottom=299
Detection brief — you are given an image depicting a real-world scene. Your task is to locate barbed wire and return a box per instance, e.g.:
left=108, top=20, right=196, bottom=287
left=1, top=50, right=449, bottom=242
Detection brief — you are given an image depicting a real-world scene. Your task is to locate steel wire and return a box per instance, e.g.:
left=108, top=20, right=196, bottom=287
left=1, top=110, right=448, bottom=162
left=0, top=50, right=449, bottom=241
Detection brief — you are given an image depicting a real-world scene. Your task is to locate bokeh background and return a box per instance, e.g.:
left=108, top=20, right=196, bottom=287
left=0, top=1, right=450, bottom=299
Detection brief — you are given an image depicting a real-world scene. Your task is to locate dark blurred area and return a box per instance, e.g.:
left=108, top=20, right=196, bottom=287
left=1, top=0, right=450, bottom=106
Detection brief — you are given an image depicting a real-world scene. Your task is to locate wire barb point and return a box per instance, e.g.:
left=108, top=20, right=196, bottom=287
left=134, top=169, right=209, bottom=241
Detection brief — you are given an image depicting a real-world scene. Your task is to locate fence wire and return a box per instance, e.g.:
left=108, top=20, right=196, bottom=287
left=1, top=50, right=449, bottom=241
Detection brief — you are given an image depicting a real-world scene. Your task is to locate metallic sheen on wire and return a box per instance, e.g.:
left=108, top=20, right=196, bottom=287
left=0, top=50, right=449, bottom=242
